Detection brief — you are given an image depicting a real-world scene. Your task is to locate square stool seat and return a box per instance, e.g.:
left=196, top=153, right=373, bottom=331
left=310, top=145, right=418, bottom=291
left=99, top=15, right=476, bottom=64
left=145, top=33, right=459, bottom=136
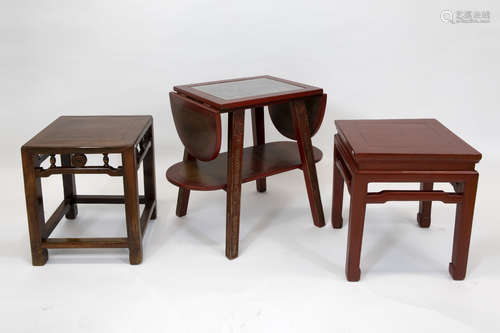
left=335, top=119, right=481, bottom=170
left=332, top=119, right=481, bottom=281
left=21, top=116, right=157, bottom=265
left=23, top=116, right=152, bottom=153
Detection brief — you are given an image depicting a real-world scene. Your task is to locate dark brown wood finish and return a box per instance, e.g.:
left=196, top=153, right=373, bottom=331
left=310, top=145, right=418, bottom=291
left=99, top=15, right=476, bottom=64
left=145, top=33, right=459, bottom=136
left=61, top=154, right=78, bottom=219
left=142, top=125, right=157, bottom=220
left=122, top=148, right=142, bottom=265
left=331, top=119, right=481, bottom=281
left=74, top=195, right=146, bottom=204
left=176, top=149, right=195, bottom=217
left=21, top=116, right=157, bottom=265
left=226, top=110, right=245, bottom=259
left=269, top=94, right=327, bottom=140
left=21, top=151, right=48, bottom=266
left=168, top=76, right=326, bottom=260
left=251, top=106, right=266, bottom=192
left=22, top=116, right=152, bottom=154
left=166, top=142, right=322, bottom=191
left=291, top=100, right=326, bottom=228
left=169, top=92, right=222, bottom=161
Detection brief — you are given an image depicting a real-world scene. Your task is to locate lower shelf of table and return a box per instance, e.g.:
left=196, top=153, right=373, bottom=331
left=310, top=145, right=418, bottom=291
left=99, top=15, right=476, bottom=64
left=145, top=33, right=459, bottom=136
left=166, top=141, right=323, bottom=191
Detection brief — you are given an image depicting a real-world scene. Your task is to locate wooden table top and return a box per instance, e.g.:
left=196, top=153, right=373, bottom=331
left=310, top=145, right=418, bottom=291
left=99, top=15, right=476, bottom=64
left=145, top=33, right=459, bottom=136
left=173, top=75, right=323, bottom=111
left=22, top=116, right=152, bottom=153
left=335, top=119, right=482, bottom=163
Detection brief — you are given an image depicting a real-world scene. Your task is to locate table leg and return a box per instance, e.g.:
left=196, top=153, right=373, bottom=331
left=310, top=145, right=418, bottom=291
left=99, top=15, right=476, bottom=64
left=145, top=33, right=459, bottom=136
left=417, top=182, right=433, bottom=228
left=22, top=151, right=48, bottom=266
left=226, top=109, right=245, bottom=259
left=122, top=148, right=142, bottom=264
left=449, top=175, right=479, bottom=280
left=176, top=149, right=194, bottom=217
left=291, top=99, right=325, bottom=228
left=345, top=176, right=368, bottom=281
left=332, top=144, right=345, bottom=228
left=251, top=106, right=266, bottom=192
left=143, top=126, right=157, bottom=220
left=61, top=154, right=78, bottom=219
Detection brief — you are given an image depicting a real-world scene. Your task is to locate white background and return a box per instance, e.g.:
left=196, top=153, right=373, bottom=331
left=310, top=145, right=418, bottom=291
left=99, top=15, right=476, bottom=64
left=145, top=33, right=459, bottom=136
left=1, top=0, right=500, bottom=332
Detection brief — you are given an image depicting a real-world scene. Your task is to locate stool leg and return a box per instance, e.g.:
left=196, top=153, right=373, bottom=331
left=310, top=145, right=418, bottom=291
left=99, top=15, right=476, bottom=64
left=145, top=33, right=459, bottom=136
left=332, top=144, right=345, bottom=228
left=176, top=149, right=194, bottom=217
left=226, top=109, right=245, bottom=260
left=22, top=151, right=48, bottom=266
left=345, top=176, right=368, bottom=281
left=61, top=154, right=78, bottom=219
left=291, top=100, right=326, bottom=228
left=449, top=175, right=479, bottom=280
left=122, top=148, right=143, bottom=265
left=142, top=127, right=157, bottom=220
left=417, top=182, right=433, bottom=228
left=251, top=106, right=266, bottom=192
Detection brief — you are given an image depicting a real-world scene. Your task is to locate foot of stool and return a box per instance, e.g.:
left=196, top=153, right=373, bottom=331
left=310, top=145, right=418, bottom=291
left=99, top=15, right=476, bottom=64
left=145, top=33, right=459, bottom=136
left=346, top=267, right=361, bottom=282
left=449, top=262, right=465, bottom=280
left=32, top=248, right=48, bottom=266
left=129, top=248, right=143, bottom=265
left=332, top=216, right=343, bottom=229
left=65, top=205, right=78, bottom=219
left=416, top=212, right=431, bottom=228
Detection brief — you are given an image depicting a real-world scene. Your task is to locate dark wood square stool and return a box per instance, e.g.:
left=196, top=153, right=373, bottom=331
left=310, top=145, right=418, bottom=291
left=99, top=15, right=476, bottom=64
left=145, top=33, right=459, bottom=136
left=21, top=116, right=157, bottom=265
left=332, top=119, right=481, bottom=281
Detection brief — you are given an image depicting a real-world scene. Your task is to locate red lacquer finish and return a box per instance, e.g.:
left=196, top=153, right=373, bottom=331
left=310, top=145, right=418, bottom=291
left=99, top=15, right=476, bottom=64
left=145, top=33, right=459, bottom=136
left=331, top=119, right=481, bottom=281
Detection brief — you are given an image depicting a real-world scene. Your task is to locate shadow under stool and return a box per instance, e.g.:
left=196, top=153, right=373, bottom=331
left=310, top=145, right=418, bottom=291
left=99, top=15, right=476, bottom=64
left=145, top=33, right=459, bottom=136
left=21, top=116, right=157, bottom=265
left=331, top=119, right=481, bottom=281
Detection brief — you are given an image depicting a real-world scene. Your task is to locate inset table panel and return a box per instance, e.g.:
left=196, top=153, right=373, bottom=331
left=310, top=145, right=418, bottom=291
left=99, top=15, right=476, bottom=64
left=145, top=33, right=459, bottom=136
left=174, top=75, right=322, bottom=110
left=193, top=77, right=304, bottom=100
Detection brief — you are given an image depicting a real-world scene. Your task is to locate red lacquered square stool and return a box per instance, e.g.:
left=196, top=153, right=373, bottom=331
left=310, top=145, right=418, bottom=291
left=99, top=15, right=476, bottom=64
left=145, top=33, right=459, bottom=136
left=331, top=119, right=481, bottom=281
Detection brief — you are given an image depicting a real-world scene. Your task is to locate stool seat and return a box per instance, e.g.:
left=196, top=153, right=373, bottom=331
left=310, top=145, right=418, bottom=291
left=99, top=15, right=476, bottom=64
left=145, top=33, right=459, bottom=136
left=335, top=119, right=481, bottom=170
left=331, top=118, right=481, bottom=281
left=22, top=116, right=152, bottom=153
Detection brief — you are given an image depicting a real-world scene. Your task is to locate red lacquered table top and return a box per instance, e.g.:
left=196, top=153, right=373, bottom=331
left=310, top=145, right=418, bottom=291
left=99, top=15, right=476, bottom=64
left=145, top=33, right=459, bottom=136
left=174, top=75, right=322, bottom=111
left=335, top=119, right=481, bottom=166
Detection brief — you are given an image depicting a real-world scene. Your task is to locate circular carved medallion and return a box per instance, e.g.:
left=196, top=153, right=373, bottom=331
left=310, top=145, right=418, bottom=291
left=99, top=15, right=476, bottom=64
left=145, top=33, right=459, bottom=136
left=71, top=153, right=87, bottom=167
